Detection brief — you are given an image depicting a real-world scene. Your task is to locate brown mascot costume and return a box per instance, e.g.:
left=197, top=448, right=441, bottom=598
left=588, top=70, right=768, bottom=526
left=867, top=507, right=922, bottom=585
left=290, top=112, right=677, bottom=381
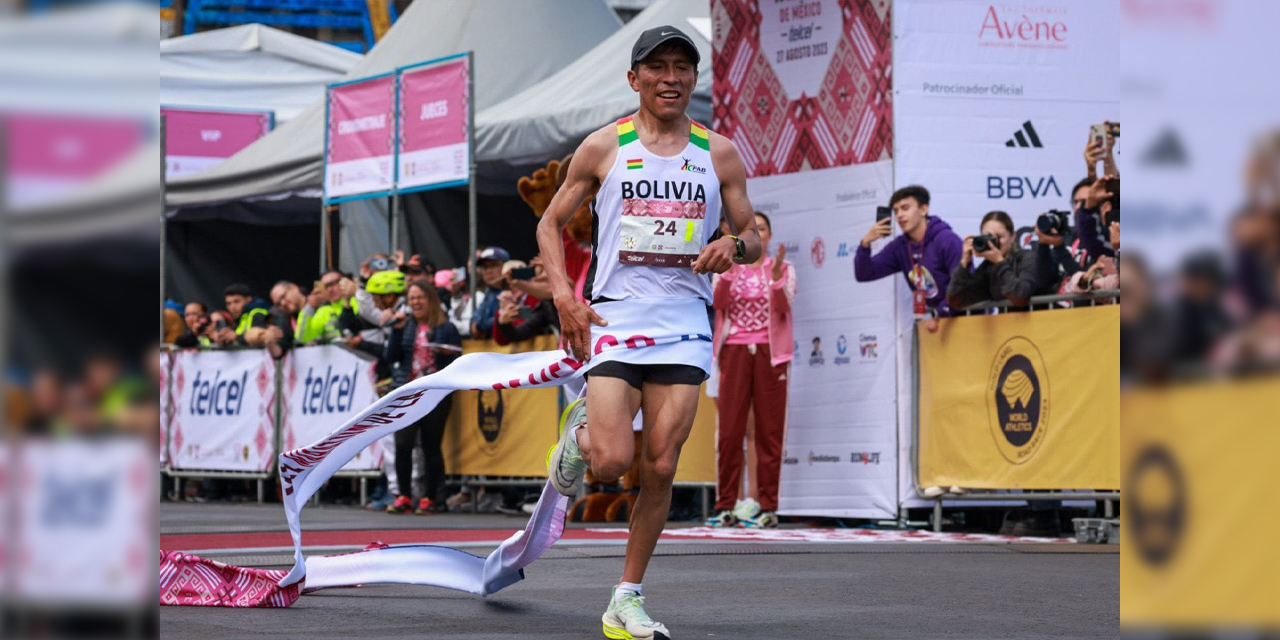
left=516, top=153, right=643, bottom=523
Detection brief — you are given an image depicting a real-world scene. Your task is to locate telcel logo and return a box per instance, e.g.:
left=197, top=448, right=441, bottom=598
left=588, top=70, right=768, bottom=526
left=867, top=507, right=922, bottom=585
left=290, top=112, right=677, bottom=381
left=189, top=371, right=248, bottom=416
left=301, top=365, right=361, bottom=415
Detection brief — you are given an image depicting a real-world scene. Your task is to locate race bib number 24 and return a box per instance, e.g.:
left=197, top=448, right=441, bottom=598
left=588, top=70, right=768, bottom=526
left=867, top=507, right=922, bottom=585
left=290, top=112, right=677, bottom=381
left=618, top=199, right=707, bottom=267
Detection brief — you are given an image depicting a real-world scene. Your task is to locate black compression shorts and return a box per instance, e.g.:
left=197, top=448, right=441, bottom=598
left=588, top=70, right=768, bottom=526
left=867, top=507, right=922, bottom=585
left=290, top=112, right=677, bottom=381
left=585, top=361, right=707, bottom=391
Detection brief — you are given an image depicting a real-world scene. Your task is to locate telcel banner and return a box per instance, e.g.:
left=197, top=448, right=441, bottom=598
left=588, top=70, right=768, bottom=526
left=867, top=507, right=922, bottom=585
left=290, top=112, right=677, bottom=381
left=396, top=55, right=470, bottom=192
left=324, top=73, right=396, bottom=201
left=442, top=335, right=716, bottom=482
left=161, top=107, right=273, bottom=179
left=169, top=349, right=277, bottom=472
left=282, top=346, right=380, bottom=471
left=917, top=305, right=1119, bottom=490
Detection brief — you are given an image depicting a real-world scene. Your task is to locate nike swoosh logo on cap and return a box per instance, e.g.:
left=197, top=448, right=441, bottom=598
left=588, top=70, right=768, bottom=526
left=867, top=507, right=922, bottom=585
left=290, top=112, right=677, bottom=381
left=660, top=31, right=675, bottom=36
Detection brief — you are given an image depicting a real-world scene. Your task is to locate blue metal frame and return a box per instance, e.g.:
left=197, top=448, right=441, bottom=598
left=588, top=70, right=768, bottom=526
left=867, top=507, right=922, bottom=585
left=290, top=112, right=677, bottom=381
left=322, top=71, right=397, bottom=204
left=393, top=51, right=472, bottom=194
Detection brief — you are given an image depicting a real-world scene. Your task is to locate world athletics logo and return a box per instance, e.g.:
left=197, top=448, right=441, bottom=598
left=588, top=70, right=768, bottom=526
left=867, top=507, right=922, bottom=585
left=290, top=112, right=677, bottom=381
left=987, top=336, right=1049, bottom=464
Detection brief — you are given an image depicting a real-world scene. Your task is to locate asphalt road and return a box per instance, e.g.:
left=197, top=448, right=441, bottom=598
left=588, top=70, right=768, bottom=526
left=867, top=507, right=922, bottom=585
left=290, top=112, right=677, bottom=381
left=160, top=542, right=1116, bottom=639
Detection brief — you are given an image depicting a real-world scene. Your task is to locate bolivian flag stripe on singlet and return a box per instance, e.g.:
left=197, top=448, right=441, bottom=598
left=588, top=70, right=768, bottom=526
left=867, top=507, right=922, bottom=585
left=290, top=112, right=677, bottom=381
left=617, top=116, right=711, bottom=151
left=617, top=117, right=638, bottom=146
left=689, top=121, right=710, bottom=150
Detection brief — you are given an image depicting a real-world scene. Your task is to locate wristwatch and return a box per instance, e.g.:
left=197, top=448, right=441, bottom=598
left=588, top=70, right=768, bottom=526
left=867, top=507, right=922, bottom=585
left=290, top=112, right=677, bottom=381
left=726, top=234, right=747, bottom=263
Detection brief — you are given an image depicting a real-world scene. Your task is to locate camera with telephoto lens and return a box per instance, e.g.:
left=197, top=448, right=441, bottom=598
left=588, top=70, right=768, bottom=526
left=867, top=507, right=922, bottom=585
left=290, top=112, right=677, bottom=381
left=972, top=234, right=999, bottom=253
left=1037, top=209, right=1071, bottom=236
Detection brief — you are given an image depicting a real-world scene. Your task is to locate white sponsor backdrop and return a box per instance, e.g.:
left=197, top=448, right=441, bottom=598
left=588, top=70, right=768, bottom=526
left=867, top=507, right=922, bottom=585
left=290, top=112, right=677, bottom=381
left=751, top=160, right=899, bottom=519
left=281, top=346, right=382, bottom=471
left=893, top=0, right=1118, bottom=506
left=169, top=349, right=277, bottom=472
left=14, top=439, right=153, bottom=604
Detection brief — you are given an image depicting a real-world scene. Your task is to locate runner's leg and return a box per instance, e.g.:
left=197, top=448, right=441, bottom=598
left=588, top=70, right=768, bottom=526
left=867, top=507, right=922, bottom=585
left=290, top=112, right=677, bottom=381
left=621, top=381, right=700, bottom=584
left=581, top=376, right=642, bottom=482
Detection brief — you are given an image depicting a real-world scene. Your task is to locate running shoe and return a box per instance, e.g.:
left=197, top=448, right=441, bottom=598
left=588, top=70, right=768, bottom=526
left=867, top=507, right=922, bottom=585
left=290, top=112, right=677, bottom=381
left=732, top=498, right=761, bottom=522
left=602, top=587, right=670, bottom=640
left=385, top=495, right=413, bottom=514
left=742, top=510, right=778, bottom=529
left=547, top=398, right=588, bottom=497
left=414, top=497, right=440, bottom=515
left=704, top=509, right=737, bottom=528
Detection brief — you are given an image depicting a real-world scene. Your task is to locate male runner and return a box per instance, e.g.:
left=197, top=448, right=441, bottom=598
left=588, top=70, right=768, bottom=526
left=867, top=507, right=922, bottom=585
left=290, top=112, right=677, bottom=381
left=536, top=25, right=762, bottom=640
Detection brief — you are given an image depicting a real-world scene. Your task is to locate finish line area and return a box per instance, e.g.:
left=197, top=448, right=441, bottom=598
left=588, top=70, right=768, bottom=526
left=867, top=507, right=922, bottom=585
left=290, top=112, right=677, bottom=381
left=160, top=502, right=1117, bottom=640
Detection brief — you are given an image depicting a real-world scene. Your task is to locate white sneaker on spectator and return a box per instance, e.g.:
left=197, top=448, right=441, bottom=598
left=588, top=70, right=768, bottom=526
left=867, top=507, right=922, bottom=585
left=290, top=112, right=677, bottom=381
left=732, top=498, right=761, bottom=522
left=476, top=491, right=503, bottom=514
left=920, top=486, right=945, bottom=498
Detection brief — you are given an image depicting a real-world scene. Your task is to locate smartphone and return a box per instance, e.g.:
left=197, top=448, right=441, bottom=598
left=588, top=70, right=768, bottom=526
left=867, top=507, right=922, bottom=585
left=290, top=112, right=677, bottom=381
left=876, top=206, right=892, bottom=224
left=1104, top=209, right=1120, bottom=228
left=1089, top=123, right=1107, bottom=148
left=508, top=267, right=537, bottom=281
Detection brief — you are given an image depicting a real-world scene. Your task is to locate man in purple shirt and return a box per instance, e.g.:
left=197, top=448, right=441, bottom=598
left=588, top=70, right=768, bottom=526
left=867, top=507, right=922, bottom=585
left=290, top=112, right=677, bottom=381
left=855, top=185, right=964, bottom=317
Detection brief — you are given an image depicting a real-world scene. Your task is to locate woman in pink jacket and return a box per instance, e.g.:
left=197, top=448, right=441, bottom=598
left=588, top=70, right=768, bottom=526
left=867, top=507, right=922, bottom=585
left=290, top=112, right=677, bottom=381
left=708, top=212, right=796, bottom=528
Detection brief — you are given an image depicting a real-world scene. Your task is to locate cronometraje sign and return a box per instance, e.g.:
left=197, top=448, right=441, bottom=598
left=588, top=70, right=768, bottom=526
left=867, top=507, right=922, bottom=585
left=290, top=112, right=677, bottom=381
left=324, top=73, right=396, bottom=202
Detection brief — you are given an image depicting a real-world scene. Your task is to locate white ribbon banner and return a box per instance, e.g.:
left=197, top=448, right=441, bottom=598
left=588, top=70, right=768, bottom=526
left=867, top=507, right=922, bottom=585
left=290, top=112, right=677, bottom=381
left=277, top=299, right=713, bottom=591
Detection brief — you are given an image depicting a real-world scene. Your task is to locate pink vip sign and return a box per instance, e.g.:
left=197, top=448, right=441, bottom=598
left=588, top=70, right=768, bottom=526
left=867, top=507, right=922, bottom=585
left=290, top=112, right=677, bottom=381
left=161, top=108, right=272, bottom=179
left=4, top=113, right=143, bottom=209
left=396, top=56, right=470, bottom=192
left=325, top=74, right=395, bottom=200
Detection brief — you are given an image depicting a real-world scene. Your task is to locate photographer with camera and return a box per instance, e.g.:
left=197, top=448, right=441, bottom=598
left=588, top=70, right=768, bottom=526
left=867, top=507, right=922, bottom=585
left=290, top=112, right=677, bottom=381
left=1033, top=183, right=1086, bottom=294
left=946, top=211, right=1039, bottom=309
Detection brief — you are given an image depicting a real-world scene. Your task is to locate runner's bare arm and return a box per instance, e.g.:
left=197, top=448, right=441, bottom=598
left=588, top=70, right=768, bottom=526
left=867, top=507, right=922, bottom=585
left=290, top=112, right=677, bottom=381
left=693, top=132, right=762, bottom=274
left=536, top=126, right=613, bottom=360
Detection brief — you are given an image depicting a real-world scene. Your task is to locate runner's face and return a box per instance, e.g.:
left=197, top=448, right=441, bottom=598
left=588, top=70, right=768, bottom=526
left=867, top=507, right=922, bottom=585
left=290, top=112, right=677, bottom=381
left=629, top=48, right=697, bottom=121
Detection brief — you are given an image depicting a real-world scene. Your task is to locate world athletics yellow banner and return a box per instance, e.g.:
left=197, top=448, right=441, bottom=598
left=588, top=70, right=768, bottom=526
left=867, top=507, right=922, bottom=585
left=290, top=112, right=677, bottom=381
left=441, top=334, right=717, bottom=482
left=1121, top=378, right=1280, bottom=629
left=917, top=305, right=1119, bottom=490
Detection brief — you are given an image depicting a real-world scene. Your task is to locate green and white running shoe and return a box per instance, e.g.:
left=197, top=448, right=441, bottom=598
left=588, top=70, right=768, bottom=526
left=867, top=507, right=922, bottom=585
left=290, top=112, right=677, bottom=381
left=742, top=510, right=779, bottom=529
left=732, top=498, right=761, bottom=522
left=602, top=587, right=670, bottom=640
left=704, top=509, right=737, bottom=528
left=547, top=398, right=588, bottom=497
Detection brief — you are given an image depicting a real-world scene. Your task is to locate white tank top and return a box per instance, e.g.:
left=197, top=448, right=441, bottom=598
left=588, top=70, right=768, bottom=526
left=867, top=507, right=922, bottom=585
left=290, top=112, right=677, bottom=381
left=584, top=116, right=722, bottom=304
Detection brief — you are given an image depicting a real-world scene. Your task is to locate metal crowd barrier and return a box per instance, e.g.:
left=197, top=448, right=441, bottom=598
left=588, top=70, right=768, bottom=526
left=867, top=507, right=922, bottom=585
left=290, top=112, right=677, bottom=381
left=160, top=344, right=279, bottom=504
left=913, top=291, right=1122, bottom=531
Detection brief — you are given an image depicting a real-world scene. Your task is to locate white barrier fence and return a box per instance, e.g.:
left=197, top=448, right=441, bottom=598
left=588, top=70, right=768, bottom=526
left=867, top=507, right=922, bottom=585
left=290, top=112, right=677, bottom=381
left=162, top=345, right=383, bottom=501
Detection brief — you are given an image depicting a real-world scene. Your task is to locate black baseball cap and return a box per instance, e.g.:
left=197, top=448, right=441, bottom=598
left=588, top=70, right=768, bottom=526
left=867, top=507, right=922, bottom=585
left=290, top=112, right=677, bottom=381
left=631, top=25, right=700, bottom=67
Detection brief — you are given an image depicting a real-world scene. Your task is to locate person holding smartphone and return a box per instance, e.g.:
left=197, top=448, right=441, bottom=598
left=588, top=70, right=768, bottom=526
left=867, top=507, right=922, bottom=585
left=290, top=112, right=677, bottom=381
left=494, top=260, right=558, bottom=346
left=855, top=185, right=964, bottom=318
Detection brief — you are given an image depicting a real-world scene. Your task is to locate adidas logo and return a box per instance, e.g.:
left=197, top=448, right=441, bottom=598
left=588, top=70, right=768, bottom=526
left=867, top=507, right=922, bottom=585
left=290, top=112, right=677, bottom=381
left=1141, top=128, right=1188, bottom=167
left=1005, top=121, right=1043, bottom=148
